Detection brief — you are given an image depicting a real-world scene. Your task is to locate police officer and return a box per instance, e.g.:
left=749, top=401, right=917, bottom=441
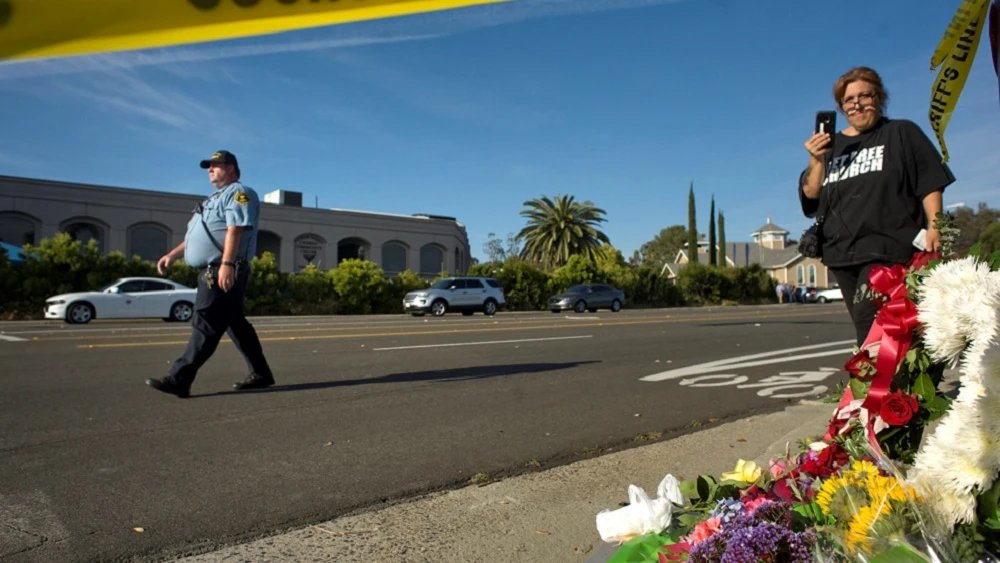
left=146, top=150, right=275, bottom=398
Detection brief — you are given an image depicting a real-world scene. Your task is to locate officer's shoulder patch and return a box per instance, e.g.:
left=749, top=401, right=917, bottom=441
left=233, top=190, right=250, bottom=205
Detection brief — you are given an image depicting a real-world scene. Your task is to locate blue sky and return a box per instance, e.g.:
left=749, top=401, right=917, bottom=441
left=1, top=0, right=998, bottom=262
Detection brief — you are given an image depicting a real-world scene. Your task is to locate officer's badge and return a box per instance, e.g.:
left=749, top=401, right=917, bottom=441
left=234, top=191, right=250, bottom=205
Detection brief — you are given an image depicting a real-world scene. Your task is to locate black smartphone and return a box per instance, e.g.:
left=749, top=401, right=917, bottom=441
left=815, top=111, right=837, bottom=148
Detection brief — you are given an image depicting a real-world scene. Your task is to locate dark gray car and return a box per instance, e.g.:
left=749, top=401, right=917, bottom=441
left=548, top=283, right=625, bottom=313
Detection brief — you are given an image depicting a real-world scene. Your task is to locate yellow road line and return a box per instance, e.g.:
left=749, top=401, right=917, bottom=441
left=74, top=310, right=843, bottom=349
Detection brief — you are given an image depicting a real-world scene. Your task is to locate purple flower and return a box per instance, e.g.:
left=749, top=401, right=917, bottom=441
left=688, top=500, right=817, bottom=563
left=721, top=523, right=816, bottom=563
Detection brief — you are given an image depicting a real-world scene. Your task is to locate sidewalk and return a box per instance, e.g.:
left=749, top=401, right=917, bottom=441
left=169, top=400, right=837, bottom=563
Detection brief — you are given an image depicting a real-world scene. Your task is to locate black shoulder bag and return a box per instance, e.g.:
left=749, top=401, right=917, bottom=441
left=797, top=200, right=828, bottom=259
left=797, top=175, right=829, bottom=259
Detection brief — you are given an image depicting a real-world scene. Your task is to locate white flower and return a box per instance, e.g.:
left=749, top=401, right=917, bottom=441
left=809, top=441, right=829, bottom=452
left=907, top=260, right=1000, bottom=538
left=917, top=257, right=997, bottom=364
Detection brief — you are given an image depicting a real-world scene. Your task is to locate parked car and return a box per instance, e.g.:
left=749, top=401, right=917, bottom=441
left=45, top=277, right=197, bottom=324
left=794, top=286, right=818, bottom=303
left=403, top=276, right=507, bottom=317
left=548, top=283, right=625, bottom=313
left=813, top=286, right=843, bottom=303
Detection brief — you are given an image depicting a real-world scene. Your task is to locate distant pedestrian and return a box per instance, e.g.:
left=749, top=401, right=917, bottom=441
left=146, top=150, right=275, bottom=398
left=775, top=283, right=786, bottom=304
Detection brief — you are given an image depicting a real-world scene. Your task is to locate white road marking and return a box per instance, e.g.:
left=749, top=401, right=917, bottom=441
left=0, top=334, right=28, bottom=342
left=373, top=335, right=593, bottom=351
left=640, top=340, right=855, bottom=382
left=676, top=368, right=840, bottom=399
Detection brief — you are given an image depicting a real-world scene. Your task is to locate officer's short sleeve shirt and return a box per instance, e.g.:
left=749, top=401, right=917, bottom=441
left=183, top=182, right=260, bottom=268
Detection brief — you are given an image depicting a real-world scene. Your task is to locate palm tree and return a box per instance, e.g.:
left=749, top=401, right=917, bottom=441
left=517, top=195, right=611, bottom=268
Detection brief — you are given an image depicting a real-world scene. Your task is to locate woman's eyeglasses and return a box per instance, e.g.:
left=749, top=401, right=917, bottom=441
left=841, top=92, right=875, bottom=109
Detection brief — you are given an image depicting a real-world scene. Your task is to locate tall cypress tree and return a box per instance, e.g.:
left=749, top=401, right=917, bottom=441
left=708, top=195, right=717, bottom=267
left=687, top=182, right=698, bottom=264
left=718, top=211, right=727, bottom=267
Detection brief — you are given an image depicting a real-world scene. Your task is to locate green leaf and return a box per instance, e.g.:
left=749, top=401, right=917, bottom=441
left=792, top=501, right=825, bottom=525
left=913, top=373, right=936, bottom=403
left=677, top=512, right=707, bottom=529
left=927, top=395, right=952, bottom=420
left=606, top=533, right=676, bottom=563
left=714, top=483, right=741, bottom=500
left=978, top=478, right=1000, bottom=524
left=868, top=544, right=932, bottom=563
left=849, top=378, right=868, bottom=401
left=969, top=242, right=982, bottom=259
left=696, top=475, right=717, bottom=502
left=679, top=479, right=698, bottom=502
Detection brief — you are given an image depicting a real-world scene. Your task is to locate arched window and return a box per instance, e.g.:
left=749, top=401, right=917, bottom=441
left=0, top=212, right=39, bottom=247
left=61, top=218, right=107, bottom=253
left=294, top=234, right=325, bottom=271
left=420, top=244, right=444, bottom=275
left=127, top=223, right=171, bottom=262
left=256, top=230, right=282, bottom=263
left=382, top=241, right=408, bottom=274
left=454, top=248, right=461, bottom=274
left=796, top=265, right=805, bottom=285
left=808, top=264, right=817, bottom=286
left=338, top=237, right=371, bottom=264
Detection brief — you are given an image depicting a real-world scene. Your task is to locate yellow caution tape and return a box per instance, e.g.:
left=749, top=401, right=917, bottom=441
left=928, top=0, right=991, bottom=163
left=931, top=0, right=991, bottom=68
left=0, top=0, right=511, bottom=62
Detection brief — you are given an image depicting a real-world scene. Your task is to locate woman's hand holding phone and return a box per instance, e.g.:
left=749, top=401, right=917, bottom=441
left=804, top=132, right=832, bottom=161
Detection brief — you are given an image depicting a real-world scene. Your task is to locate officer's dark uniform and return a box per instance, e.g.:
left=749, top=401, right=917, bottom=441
left=147, top=152, right=274, bottom=398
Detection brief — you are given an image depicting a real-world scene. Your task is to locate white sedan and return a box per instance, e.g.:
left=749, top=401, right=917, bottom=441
left=45, top=277, right=197, bottom=324
left=813, top=286, right=844, bottom=304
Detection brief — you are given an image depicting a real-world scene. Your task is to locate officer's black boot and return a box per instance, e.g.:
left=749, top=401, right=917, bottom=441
left=146, top=377, right=191, bottom=398
left=233, top=372, right=275, bottom=390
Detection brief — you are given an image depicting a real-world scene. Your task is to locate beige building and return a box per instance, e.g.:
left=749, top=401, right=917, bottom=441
left=665, top=219, right=833, bottom=288
left=0, top=175, right=471, bottom=278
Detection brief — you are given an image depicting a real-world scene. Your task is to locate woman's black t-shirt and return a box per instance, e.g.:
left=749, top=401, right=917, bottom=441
left=798, top=117, right=955, bottom=268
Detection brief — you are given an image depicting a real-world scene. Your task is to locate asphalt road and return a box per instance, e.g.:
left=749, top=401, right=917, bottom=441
left=0, top=304, right=856, bottom=563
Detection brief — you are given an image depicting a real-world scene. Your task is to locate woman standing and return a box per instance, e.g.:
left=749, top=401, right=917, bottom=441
left=798, top=66, right=955, bottom=345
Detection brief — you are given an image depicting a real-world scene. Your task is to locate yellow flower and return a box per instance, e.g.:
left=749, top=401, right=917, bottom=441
left=843, top=460, right=881, bottom=483
left=721, top=459, right=761, bottom=484
left=816, top=476, right=847, bottom=514
left=816, top=476, right=871, bottom=524
left=867, top=475, right=916, bottom=510
left=846, top=504, right=882, bottom=553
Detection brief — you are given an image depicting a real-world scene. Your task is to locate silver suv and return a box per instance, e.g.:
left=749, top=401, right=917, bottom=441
left=404, top=277, right=507, bottom=317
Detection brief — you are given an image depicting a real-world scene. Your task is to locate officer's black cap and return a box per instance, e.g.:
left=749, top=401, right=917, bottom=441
left=199, top=150, right=239, bottom=171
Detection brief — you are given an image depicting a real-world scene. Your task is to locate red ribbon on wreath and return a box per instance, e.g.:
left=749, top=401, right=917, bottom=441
left=822, top=257, right=926, bottom=455
left=860, top=265, right=920, bottom=417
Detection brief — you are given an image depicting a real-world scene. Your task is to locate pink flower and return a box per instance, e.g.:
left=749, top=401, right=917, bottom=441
left=680, top=516, right=722, bottom=546
left=768, top=459, right=787, bottom=478
left=741, top=496, right=770, bottom=514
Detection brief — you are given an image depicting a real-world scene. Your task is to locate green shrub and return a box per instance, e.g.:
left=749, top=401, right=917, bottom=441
left=329, top=259, right=388, bottom=315
left=0, top=233, right=782, bottom=318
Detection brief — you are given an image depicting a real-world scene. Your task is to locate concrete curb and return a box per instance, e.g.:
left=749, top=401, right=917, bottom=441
left=169, top=400, right=836, bottom=563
